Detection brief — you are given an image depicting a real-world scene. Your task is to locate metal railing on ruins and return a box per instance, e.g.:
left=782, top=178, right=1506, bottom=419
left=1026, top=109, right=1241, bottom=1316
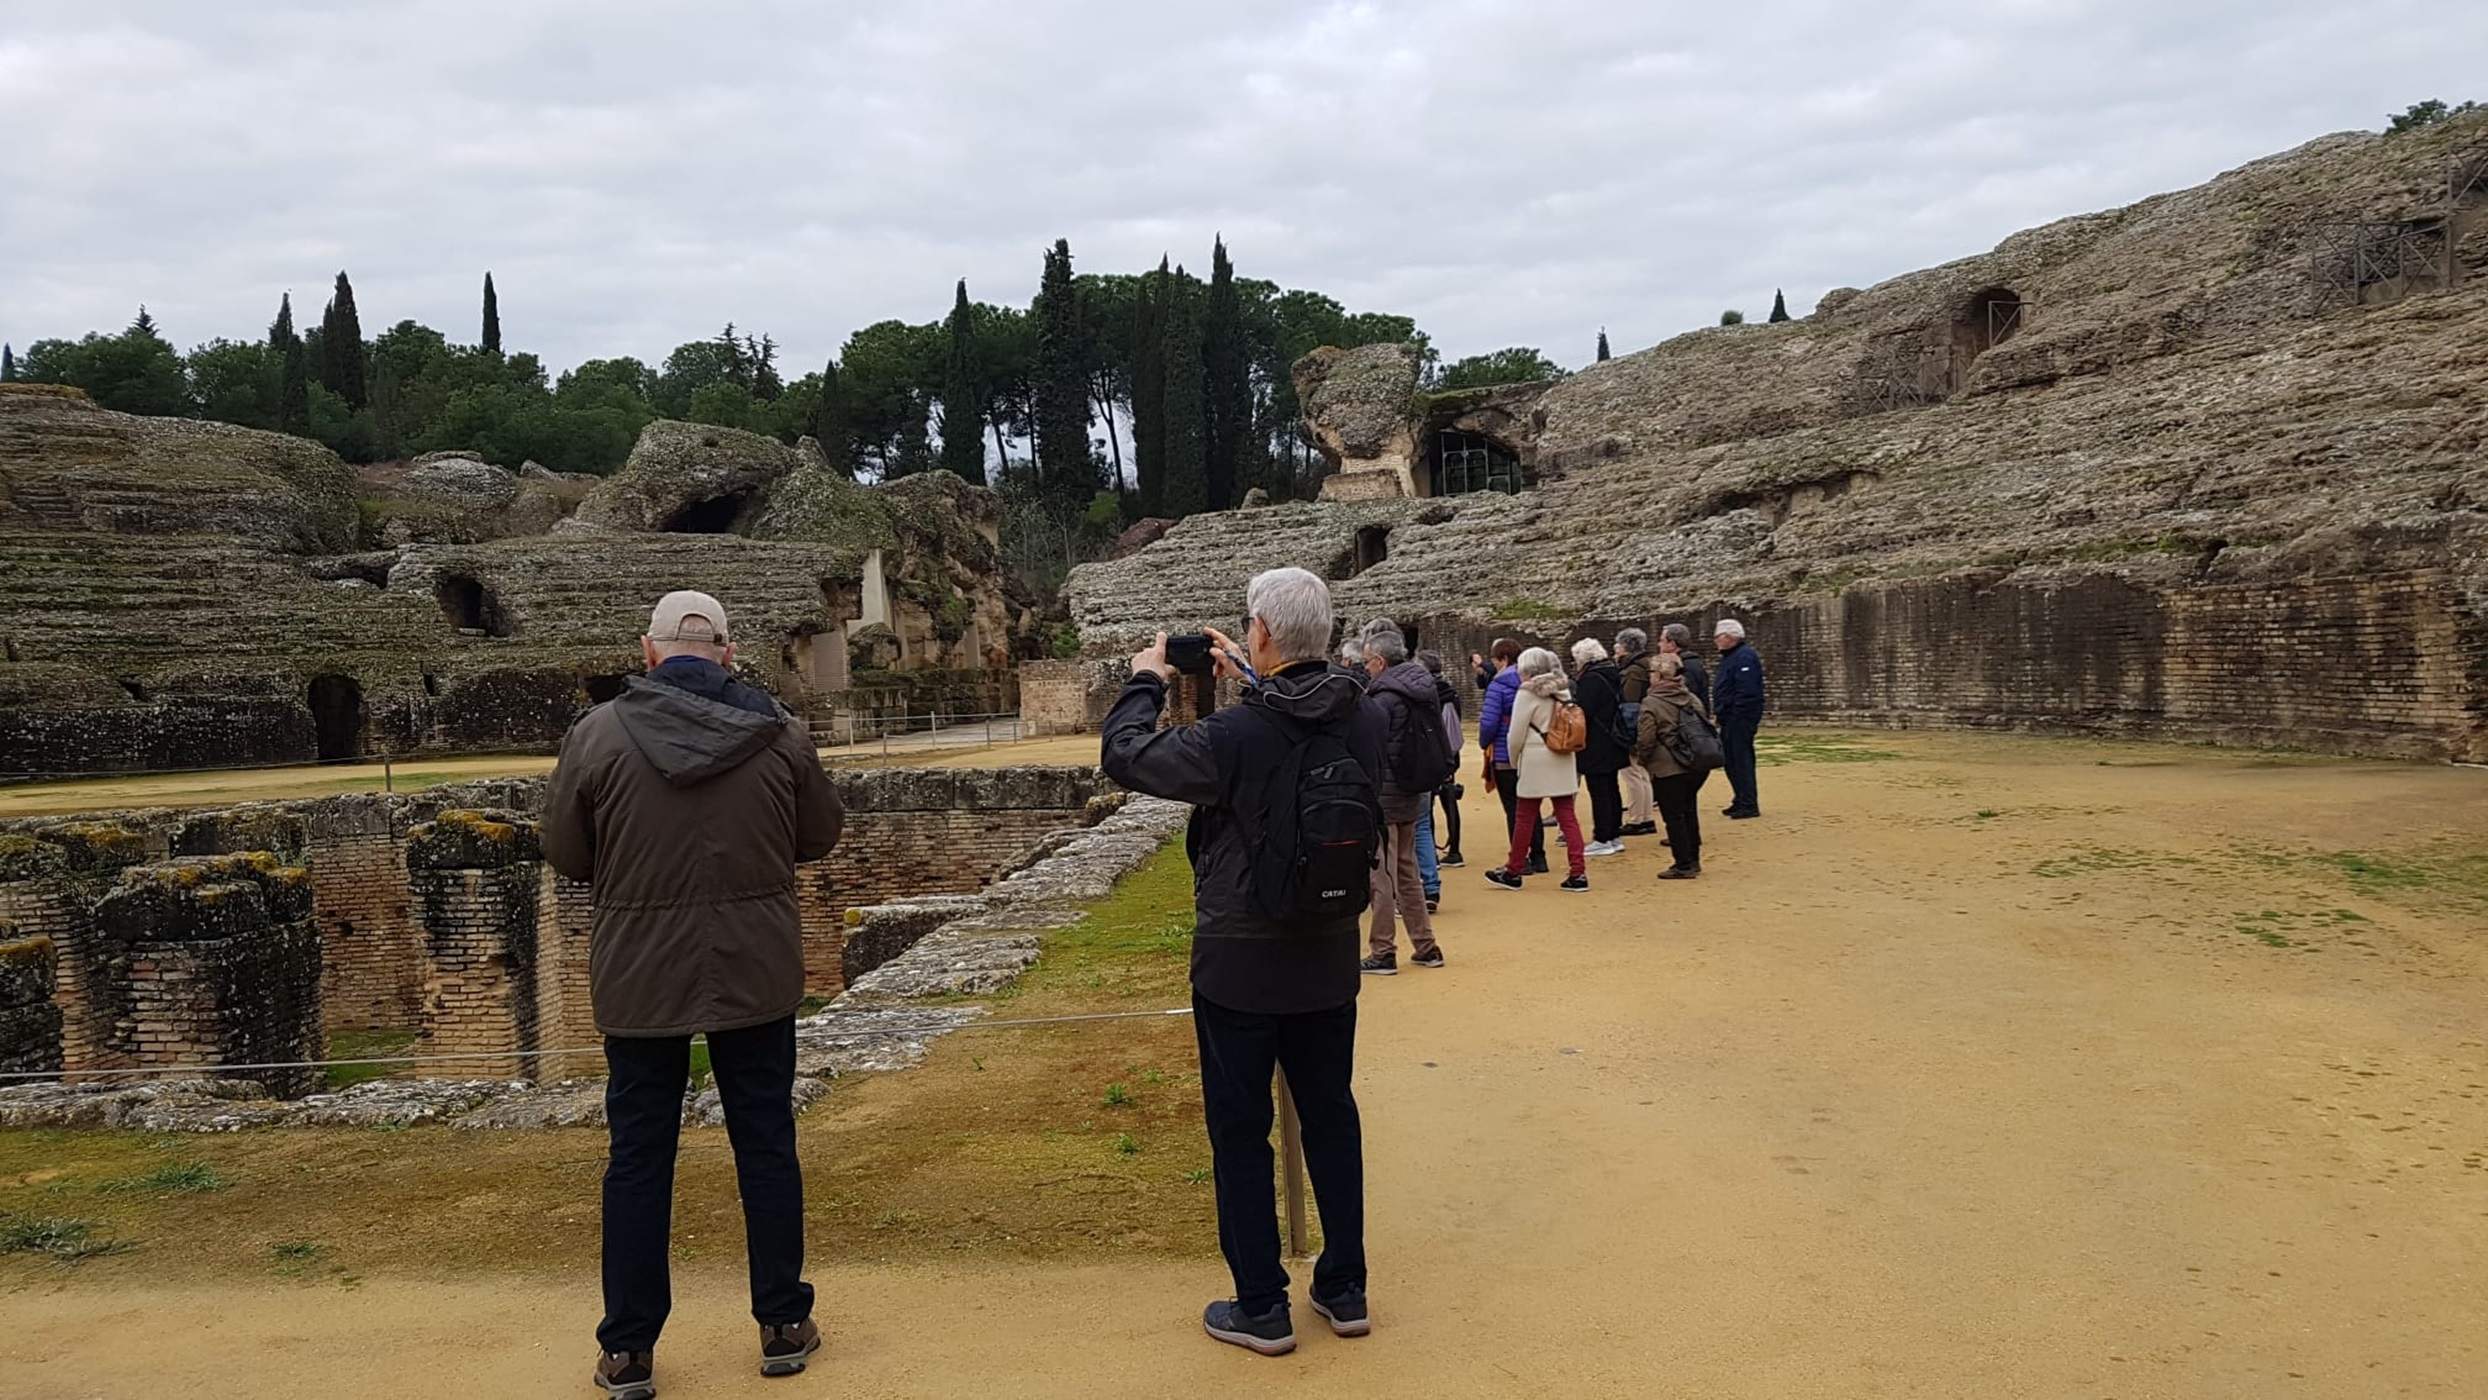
left=2306, top=138, right=2488, bottom=311
left=807, top=709, right=1026, bottom=763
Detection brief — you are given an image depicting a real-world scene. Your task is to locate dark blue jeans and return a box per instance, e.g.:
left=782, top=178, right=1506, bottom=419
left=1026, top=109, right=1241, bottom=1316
left=1721, top=710, right=1761, bottom=814
left=1192, top=992, right=1366, bottom=1314
left=598, top=1015, right=812, bottom=1353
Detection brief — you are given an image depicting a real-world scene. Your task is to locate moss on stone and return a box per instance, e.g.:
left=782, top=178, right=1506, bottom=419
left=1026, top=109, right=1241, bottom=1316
left=0, top=835, right=69, bottom=883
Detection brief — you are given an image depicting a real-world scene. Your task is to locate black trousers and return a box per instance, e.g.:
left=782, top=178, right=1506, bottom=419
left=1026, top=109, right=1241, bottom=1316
left=599, top=1015, right=812, bottom=1353
left=1721, top=711, right=1761, bottom=814
left=1434, top=782, right=1463, bottom=857
left=1584, top=769, right=1623, bottom=843
left=1494, top=766, right=1545, bottom=865
left=1654, top=771, right=1703, bottom=870
left=1192, top=992, right=1366, bottom=1314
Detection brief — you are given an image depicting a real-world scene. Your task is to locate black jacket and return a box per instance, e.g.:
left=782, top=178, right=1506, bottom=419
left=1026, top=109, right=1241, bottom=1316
left=1673, top=650, right=1711, bottom=711
left=1100, top=660, right=1384, bottom=1015
left=1573, top=659, right=1628, bottom=775
left=1365, top=660, right=1441, bottom=823
left=1712, top=643, right=1763, bottom=720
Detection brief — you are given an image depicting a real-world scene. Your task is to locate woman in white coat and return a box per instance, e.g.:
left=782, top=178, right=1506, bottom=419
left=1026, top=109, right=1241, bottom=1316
left=1486, top=646, right=1589, bottom=891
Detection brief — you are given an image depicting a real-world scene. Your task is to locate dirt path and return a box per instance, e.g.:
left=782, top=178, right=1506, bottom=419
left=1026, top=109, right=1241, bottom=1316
left=7, top=733, right=2485, bottom=1397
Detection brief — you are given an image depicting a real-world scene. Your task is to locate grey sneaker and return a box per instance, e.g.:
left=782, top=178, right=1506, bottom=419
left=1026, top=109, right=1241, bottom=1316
left=1204, top=1299, right=1296, bottom=1355
left=1410, top=946, right=1445, bottom=970
left=593, top=1350, right=655, bottom=1400
left=760, top=1319, right=820, bottom=1377
left=1310, top=1285, right=1371, bottom=1337
left=1360, top=952, right=1398, bottom=976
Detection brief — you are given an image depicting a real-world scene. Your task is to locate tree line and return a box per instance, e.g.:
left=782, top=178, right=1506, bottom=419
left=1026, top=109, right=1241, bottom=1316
left=2, top=245, right=1580, bottom=519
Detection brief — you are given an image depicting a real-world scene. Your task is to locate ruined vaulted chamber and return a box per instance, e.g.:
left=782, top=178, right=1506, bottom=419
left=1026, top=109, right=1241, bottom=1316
left=1068, top=117, right=2488, bottom=762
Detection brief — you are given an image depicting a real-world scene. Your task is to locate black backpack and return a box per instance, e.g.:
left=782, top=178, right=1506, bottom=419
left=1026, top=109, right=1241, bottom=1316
left=1613, top=699, right=1643, bottom=754
left=1243, top=709, right=1382, bottom=921
left=1663, top=702, right=1727, bottom=773
left=1390, top=691, right=1458, bottom=792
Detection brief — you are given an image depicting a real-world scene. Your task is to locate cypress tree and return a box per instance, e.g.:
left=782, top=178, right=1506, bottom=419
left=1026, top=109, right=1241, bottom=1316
left=269, top=292, right=308, bottom=433
left=1768, top=289, right=1791, bottom=322
left=1130, top=257, right=1170, bottom=516
left=1, top=343, right=13, bottom=382
left=937, top=281, right=986, bottom=483
left=1596, top=329, right=1611, bottom=362
left=1202, top=237, right=1250, bottom=508
left=1032, top=239, right=1093, bottom=502
left=481, top=272, right=501, bottom=353
left=318, top=271, right=368, bottom=410
left=811, top=358, right=856, bottom=478
left=1158, top=265, right=1208, bottom=517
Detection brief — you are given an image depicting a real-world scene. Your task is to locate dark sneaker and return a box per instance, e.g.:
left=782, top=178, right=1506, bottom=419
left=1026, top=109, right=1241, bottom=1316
left=759, top=1319, right=820, bottom=1377
left=1440, top=851, right=1465, bottom=867
left=1527, top=854, right=1550, bottom=875
left=1410, top=946, right=1445, bottom=970
left=1560, top=874, right=1590, bottom=893
left=1619, top=822, right=1658, bottom=837
left=593, top=1350, right=655, bottom=1400
left=1310, top=1285, right=1372, bottom=1337
left=1485, top=868, right=1523, bottom=890
left=1203, top=1299, right=1296, bottom=1356
left=1360, top=952, right=1398, bottom=976
left=1424, top=896, right=1439, bottom=914
left=1727, top=809, right=1760, bottom=820
left=1657, top=865, right=1700, bottom=880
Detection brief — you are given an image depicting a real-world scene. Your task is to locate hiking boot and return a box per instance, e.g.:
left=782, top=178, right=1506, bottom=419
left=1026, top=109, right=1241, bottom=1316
left=1560, top=874, right=1590, bottom=893
left=1310, top=1285, right=1372, bottom=1337
left=1440, top=850, right=1465, bottom=867
left=1360, top=952, right=1398, bottom=976
left=1527, top=854, right=1550, bottom=875
left=593, top=1350, right=655, bottom=1400
left=1585, top=840, right=1624, bottom=858
left=759, top=1319, right=820, bottom=1377
left=1203, top=1299, right=1296, bottom=1356
left=1485, top=868, right=1523, bottom=890
left=1410, top=946, right=1445, bottom=969
left=1657, top=865, right=1700, bottom=880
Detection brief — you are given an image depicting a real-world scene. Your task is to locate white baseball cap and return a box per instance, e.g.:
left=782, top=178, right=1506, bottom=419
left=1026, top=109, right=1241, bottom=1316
left=648, top=589, right=730, bottom=644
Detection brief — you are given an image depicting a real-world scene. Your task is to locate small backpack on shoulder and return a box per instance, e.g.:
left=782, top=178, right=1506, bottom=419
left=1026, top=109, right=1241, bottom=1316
left=1662, top=702, right=1726, bottom=773
left=1391, top=692, right=1459, bottom=792
left=1244, top=709, right=1382, bottom=921
left=1542, top=692, right=1590, bottom=755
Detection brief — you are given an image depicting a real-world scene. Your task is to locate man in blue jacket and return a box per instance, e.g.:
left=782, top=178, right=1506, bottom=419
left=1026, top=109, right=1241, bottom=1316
left=1713, top=619, right=1767, bottom=818
left=1476, top=637, right=1545, bottom=873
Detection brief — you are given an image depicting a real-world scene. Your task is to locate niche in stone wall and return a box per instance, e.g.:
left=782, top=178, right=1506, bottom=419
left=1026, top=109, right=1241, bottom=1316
left=436, top=573, right=515, bottom=638
left=1945, top=286, right=2026, bottom=392
left=784, top=624, right=848, bottom=694
left=308, top=674, right=366, bottom=761
left=660, top=490, right=755, bottom=534
left=1331, top=525, right=1394, bottom=581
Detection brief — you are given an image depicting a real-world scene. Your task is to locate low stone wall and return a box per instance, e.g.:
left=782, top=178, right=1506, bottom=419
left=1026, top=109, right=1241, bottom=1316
left=407, top=811, right=553, bottom=1082
left=92, top=854, right=323, bottom=1097
left=1018, top=659, right=1114, bottom=735
left=0, top=930, right=61, bottom=1076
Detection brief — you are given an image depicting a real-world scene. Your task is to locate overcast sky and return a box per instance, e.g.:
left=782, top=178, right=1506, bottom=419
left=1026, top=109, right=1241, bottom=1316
left=3, top=1, right=2482, bottom=377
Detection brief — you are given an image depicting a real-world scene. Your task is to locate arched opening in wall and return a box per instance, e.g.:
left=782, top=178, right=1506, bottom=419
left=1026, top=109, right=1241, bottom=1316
left=307, top=674, right=365, bottom=761
left=435, top=573, right=514, bottom=637
left=1946, top=286, right=2026, bottom=392
left=1352, top=526, right=1392, bottom=575
left=660, top=489, right=755, bottom=534
left=1424, top=430, right=1532, bottom=496
left=118, top=677, right=150, bottom=702
left=582, top=674, right=628, bottom=705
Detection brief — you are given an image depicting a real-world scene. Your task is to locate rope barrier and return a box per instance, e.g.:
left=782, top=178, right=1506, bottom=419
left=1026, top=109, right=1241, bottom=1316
left=0, top=1006, right=1195, bottom=1085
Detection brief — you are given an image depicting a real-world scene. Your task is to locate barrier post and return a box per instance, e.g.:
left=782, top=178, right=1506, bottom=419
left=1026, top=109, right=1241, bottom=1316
left=1276, top=1065, right=1308, bottom=1258
left=382, top=756, right=394, bottom=794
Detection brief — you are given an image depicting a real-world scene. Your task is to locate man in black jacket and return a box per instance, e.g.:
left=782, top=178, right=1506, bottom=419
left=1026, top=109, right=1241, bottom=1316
left=1713, top=619, right=1767, bottom=818
left=1101, top=566, right=1381, bottom=1358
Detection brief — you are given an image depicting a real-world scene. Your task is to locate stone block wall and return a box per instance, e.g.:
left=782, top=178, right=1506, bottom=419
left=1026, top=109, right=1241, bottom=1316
left=0, top=828, right=149, bottom=1078
left=536, top=872, right=600, bottom=1080
left=407, top=811, right=548, bottom=1082
left=0, top=929, right=62, bottom=1076
left=1017, top=660, right=1112, bottom=735
left=92, top=854, right=324, bottom=1097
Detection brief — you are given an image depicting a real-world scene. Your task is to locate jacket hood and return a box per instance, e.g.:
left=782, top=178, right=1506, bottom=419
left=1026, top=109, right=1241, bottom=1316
left=614, top=674, right=790, bottom=787
left=1368, top=660, right=1437, bottom=708
left=1523, top=672, right=1567, bottom=698
left=1251, top=661, right=1367, bottom=726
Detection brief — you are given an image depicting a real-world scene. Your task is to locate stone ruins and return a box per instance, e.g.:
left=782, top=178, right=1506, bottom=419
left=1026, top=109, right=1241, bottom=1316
left=1065, top=117, right=2488, bottom=762
left=0, top=401, right=1040, bottom=776
left=0, top=767, right=1184, bottom=1129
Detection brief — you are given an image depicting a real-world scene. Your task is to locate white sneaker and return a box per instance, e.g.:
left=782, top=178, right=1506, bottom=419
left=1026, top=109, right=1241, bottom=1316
left=1586, top=840, right=1624, bottom=858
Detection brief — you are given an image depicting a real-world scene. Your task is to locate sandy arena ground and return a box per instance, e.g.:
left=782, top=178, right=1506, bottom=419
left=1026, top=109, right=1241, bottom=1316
left=3, top=730, right=2483, bottom=1398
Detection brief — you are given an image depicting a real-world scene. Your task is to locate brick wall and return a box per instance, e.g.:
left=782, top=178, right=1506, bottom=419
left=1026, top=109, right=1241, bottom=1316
left=407, top=812, right=547, bottom=1082
left=535, top=871, right=599, bottom=1079
left=0, top=931, right=62, bottom=1076
left=0, top=842, right=132, bottom=1078
left=93, top=854, right=324, bottom=1097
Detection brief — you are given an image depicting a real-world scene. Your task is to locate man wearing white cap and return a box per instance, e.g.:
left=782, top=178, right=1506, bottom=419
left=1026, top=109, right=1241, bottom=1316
left=1712, top=619, right=1767, bottom=819
left=545, top=588, right=843, bottom=1398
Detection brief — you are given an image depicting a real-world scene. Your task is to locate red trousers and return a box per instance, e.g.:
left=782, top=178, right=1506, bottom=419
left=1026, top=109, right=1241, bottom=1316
left=1506, top=794, right=1586, bottom=878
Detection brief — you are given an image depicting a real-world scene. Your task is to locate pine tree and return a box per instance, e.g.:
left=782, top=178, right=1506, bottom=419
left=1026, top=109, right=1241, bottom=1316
left=481, top=272, right=501, bottom=353
left=1768, top=289, right=1791, bottom=323
left=938, top=281, right=986, bottom=483
left=133, top=306, right=159, bottom=338
left=1596, top=329, right=1611, bottom=362
left=1130, top=257, right=1170, bottom=516
left=753, top=334, right=782, bottom=400
left=269, top=292, right=308, bottom=433
left=811, top=358, right=856, bottom=478
left=318, top=271, right=368, bottom=410
left=1158, top=265, right=1208, bottom=517
left=1202, top=237, right=1251, bottom=509
left=1032, top=239, right=1094, bottom=503
left=1, top=343, right=13, bottom=382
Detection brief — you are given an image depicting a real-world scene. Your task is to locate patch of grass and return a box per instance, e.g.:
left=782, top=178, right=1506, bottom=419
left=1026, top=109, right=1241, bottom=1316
left=322, top=1028, right=418, bottom=1090
left=1112, top=1133, right=1141, bottom=1157
left=0, top=1213, right=131, bottom=1261
left=1183, top=1168, right=1212, bottom=1185
left=1754, top=734, right=1902, bottom=766
left=1974, top=809, right=2000, bottom=821
left=97, top=1162, right=227, bottom=1196
left=1102, top=1082, right=1132, bottom=1108
left=689, top=1038, right=712, bottom=1091
left=999, top=846, right=1197, bottom=1006
left=269, top=1238, right=329, bottom=1277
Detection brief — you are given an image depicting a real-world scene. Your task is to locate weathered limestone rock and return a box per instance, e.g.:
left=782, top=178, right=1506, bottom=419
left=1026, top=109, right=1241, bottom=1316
left=565, top=419, right=801, bottom=534
left=1295, top=343, right=1424, bottom=498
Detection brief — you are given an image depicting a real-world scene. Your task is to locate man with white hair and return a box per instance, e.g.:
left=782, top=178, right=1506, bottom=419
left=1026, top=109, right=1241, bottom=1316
left=1355, top=618, right=1450, bottom=975
left=545, top=590, right=843, bottom=1398
left=1102, top=567, right=1382, bottom=1357
left=1713, top=619, right=1767, bottom=818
